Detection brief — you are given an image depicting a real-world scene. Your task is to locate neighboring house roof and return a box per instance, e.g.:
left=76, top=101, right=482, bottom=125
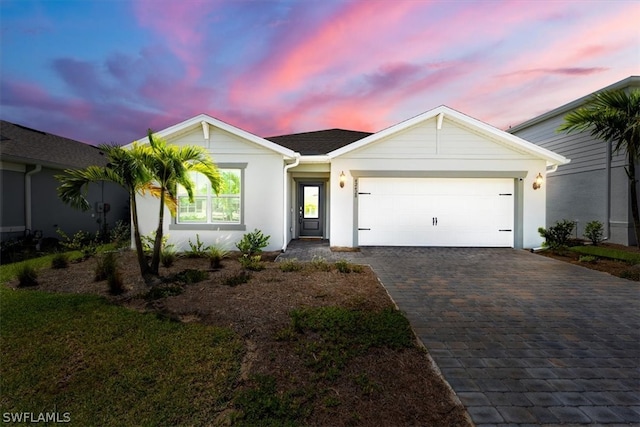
left=328, top=105, right=570, bottom=167
left=0, top=120, right=108, bottom=169
left=265, top=129, right=373, bottom=155
left=131, top=113, right=298, bottom=158
left=508, top=75, right=640, bottom=133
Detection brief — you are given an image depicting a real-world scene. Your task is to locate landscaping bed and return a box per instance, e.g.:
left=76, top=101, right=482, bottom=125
left=2, top=251, right=470, bottom=426
left=536, top=242, right=640, bottom=280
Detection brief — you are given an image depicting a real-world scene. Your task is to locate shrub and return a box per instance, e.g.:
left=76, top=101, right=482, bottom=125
left=16, top=264, right=38, bottom=287
left=145, top=284, right=184, bottom=300
left=538, top=219, right=575, bottom=251
left=310, top=256, right=331, bottom=272
left=95, top=251, right=118, bottom=282
left=334, top=259, right=362, bottom=273
left=141, top=231, right=170, bottom=257
left=584, top=220, right=604, bottom=246
left=161, top=245, right=177, bottom=268
left=208, top=245, right=229, bottom=269
left=222, top=271, right=252, bottom=287
left=174, top=269, right=208, bottom=285
left=186, top=234, right=209, bottom=258
left=239, top=255, right=265, bottom=271
left=51, top=253, right=69, bottom=269
left=279, top=258, right=303, bottom=272
left=107, top=269, right=125, bottom=295
left=109, top=220, right=131, bottom=248
left=236, top=229, right=270, bottom=258
left=57, top=229, right=99, bottom=259
left=578, top=255, right=598, bottom=264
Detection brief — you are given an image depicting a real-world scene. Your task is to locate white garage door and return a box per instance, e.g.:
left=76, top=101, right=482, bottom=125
left=357, top=178, right=514, bottom=247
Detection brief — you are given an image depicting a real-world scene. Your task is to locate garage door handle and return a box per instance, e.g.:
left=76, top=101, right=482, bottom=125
left=358, top=192, right=371, bottom=195
left=432, top=217, right=438, bottom=226
left=358, top=228, right=371, bottom=231
left=499, top=229, right=512, bottom=232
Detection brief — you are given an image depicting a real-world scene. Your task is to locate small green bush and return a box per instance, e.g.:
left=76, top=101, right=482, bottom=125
left=108, top=269, right=125, bottom=295
left=186, top=234, right=209, bottom=258
left=145, top=284, right=184, bottom=300
left=222, top=271, right=251, bottom=287
left=208, top=245, right=229, bottom=269
left=16, top=264, right=38, bottom=287
left=95, top=251, right=118, bottom=282
left=239, top=255, right=264, bottom=271
left=161, top=246, right=177, bottom=268
left=174, top=269, right=208, bottom=285
left=538, top=219, right=575, bottom=251
left=109, top=220, right=131, bottom=248
left=335, top=259, right=362, bottom=273
left=279, top=258, right=303, bottom=272
left=584, top=220, right=604, bottom=246
left=310, top=256, right=331, bottom=271
left=578, top=255, right=598, bottom=264
left=51, top=253, right=69, bottom=269
left=236, top=229, right=270, bottom=258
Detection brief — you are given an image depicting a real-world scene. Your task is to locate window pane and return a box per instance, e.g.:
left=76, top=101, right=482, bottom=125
left=177, top=196, right=207, bottom=222
left=220, top=170, right=241, bottom=195
left=304, top=186, right=319, bottom=219
left=212, top=197, right=240, bottom=223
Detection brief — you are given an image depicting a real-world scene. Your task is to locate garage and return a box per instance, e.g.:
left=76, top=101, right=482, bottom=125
left=357, top=177, right=514, bottom=247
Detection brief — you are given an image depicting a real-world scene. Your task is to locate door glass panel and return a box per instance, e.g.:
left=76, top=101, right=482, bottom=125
left=303, top=186, right=319, bottom=218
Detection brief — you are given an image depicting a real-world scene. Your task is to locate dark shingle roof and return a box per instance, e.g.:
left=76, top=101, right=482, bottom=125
left=0, top=120, right=108, bottom=169
left=266, top=128, right=372, bottom=155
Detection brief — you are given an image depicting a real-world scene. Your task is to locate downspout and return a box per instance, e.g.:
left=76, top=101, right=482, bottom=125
left=25, top=164, right=42, bottom=233
left=606, top=141, right=612, bottom=240
left=282, top=154, right=300, bottom=252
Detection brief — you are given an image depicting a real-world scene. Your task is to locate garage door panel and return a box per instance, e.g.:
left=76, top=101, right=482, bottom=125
left=358, top=178, right=514, bottom=247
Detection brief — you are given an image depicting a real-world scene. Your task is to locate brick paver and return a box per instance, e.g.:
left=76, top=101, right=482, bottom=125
left=279, top=243, right=640, bottom=426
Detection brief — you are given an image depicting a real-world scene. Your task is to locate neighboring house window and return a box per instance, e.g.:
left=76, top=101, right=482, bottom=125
left=175, top=167, right=244, bottom=228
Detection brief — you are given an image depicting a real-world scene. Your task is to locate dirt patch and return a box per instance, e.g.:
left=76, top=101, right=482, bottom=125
left=6, top=251, right=470, bottom=426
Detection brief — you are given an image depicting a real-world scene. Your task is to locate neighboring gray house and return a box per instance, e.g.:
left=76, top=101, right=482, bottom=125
left=509, top=76, right=640, bottom=246
left=0, top=120, right=129, bottom=242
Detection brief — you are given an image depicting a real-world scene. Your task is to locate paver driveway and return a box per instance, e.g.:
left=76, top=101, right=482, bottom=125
left=280, top=244, right=640, bottom=426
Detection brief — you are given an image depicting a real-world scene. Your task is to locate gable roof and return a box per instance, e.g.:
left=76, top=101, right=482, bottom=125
left=327, top=105, right=570, bottom=167
left=265, top=129, right=372, bottom=155
left=132, top=113, right=298, bottom=158
left=508, top=75, right=640, bottom=133
left=0, top=120, right=108, bottom=169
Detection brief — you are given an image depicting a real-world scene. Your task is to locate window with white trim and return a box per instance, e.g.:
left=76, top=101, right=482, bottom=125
left=177, top=169, right=242, bottom=224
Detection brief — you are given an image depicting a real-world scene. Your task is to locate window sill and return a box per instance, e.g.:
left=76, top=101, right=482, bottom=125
left=170, top=224, right=246, bottom=231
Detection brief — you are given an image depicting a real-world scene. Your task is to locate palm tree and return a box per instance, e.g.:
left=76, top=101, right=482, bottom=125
left=559, top=89, right=640, bottom=247
left=143, top=130, right=221, bottom=275
left=57, top=144, right=153, bottom=277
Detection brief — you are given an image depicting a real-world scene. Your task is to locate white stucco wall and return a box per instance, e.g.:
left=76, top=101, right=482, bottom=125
left=135, top=125, right=286, bottom=252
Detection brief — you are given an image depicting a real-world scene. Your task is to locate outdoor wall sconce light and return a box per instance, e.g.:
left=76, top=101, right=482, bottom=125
left=339, top=171, right=346, bottom=188
left=533, top=172, right=543, bottom=190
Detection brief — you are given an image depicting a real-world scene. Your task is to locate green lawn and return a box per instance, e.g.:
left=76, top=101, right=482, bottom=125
left=0, top=286, right=243, bottom=426
left=570, top=245, right=640, bottom=264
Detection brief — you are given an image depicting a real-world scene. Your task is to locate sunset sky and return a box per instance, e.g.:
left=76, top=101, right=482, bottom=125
left=1, top=0, right=638, bottom=145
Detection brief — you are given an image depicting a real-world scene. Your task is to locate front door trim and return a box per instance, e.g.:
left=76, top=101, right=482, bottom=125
left=296, top=181, right=325, bottom=238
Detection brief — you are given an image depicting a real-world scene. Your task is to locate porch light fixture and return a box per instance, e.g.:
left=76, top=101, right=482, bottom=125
left=339, top=171, right=346, bottom=188
left=533, top=172, right=543, bottom=190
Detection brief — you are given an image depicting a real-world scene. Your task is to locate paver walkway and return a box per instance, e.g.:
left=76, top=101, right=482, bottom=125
left=278, top=241, right=640, bottom=426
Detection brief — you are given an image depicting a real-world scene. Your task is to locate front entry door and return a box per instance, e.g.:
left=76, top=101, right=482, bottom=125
left=298, top=183, right=324, bottom=237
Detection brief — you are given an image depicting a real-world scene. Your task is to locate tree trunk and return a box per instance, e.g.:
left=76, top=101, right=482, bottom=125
left=628, top=153, right=640, bottom=249
left=129, top=189, right=150, bottom=277
left=150, top=188, right=165, bottom=275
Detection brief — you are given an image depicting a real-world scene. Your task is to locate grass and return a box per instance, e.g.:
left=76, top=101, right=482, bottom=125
left=0, top=286, right=243, bottom=426
left=570, top=245, right=640, bottom=264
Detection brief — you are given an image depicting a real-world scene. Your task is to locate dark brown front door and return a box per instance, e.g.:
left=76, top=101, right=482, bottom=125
left=298, top=183, right=324, bottom=237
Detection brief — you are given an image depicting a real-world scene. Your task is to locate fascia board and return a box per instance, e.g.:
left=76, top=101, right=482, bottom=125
left=126, top=114, right=297, bottom=158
